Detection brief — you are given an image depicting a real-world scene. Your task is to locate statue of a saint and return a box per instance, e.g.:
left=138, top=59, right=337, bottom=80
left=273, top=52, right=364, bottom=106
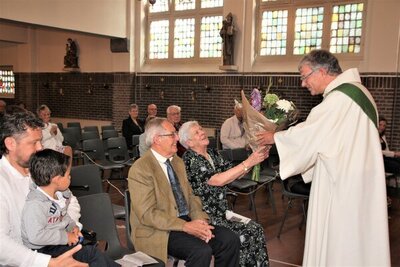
left=64, top=38, right=79, bottom=69
left=220, top=13, right=235, bottom=66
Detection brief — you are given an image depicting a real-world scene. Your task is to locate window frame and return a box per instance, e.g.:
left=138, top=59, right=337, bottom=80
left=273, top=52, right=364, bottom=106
left=145, top=0, right=223, bottom=64
left=255, top=0, right=368, bottom=62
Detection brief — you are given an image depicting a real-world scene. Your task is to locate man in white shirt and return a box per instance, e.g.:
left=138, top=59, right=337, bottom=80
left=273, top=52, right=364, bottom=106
left=0, top=111, right=86, bottom=267
left=220, top=102, right=246, bottom=149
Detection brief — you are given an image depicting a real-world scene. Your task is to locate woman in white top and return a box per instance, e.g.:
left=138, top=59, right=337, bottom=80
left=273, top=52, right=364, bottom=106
left=37, top=105, right=73, bottom=166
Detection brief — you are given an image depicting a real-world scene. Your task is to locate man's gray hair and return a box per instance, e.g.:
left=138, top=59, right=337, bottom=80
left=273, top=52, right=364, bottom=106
left=166, top=105, right=181, bottom=114
left=129, top=104, right=139, bottom=110
left=37, top=104, right=50, bottom=115
left=178, top=121, right=199, bottom=149
left=145, top=117, right=168, bottom=147
left=298, top=49, right=342, bottom=75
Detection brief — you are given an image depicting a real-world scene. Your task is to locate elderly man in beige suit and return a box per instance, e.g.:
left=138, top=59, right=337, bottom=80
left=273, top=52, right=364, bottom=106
left=128, top=118, right=240, bottom=266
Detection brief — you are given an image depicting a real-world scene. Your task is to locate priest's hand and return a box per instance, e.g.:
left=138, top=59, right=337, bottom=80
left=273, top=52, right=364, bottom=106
left=48, top=244, right=88, bottom=267
left=255, top=131, right=275, bottom=146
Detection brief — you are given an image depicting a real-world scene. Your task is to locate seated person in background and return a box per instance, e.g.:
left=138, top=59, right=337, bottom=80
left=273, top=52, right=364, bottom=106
left=128, top=118, right=240, bottom=266
left=37, top=104, right=72, bottom=165
left=138, top=116, right=157, bottom=156
left=122, top=104, right=144, bottom=149
left=220, top=101, right=247, bottom=149
left=379, top=116, right=400, bottom=175
left=0, top=111, right=85, bottom=266
left=167, top=105, right=186, bottom=156
left=145, top=103, right=157, bottom=124
left=21, top=149, right=118, bottom=266
left=179, top=121, right=269, bottom=267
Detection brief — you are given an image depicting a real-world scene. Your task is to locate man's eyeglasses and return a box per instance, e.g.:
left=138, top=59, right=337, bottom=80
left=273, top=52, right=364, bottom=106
left=300, top=69, right=318, bottom=81
left=159, top=131, right=179, bottom=138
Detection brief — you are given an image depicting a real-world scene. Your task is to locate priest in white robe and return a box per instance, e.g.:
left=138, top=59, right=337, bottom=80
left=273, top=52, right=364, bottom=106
left=256, top=49, right=390, bottom=266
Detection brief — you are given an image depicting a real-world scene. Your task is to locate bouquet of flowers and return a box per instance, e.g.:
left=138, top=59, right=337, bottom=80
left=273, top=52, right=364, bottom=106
left=241, top=86, right=297, bottom=181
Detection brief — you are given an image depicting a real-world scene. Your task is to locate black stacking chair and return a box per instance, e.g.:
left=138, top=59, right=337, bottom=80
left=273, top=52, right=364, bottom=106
left=227, top=148, right=259, bottom=221
left=56, top=122, right=64, bottom=133
left=82, top=138, right=125, bottom=192
left=67, top=122, right=82, bottom=131
left=124, top=190, right=179, bottom=267
left=82, top=131, right=100, bottom=141
left=83, top=126, right=100, bottom=137
left=70, top=164, right=125, bottom=219
left=101, top=125, right=116, bottom=132
left=107, top=136, right=136, bottom=167
left=78, top=193, right=132, bottom=260
left=277, top=177, right=309, bottom=238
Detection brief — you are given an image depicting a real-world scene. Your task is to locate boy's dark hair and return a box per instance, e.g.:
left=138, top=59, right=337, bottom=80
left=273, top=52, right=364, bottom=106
left=29, top=149, right=70, bottom=186
left=0, top=111, right=44, bottom=155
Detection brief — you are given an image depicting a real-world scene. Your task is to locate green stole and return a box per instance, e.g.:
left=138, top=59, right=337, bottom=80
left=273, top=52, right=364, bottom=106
left=328, top=83, right=378, bottom=128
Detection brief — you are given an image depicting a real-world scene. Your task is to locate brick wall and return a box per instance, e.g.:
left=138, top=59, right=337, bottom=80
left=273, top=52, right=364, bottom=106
left=8, top=72, right=400, bottom=150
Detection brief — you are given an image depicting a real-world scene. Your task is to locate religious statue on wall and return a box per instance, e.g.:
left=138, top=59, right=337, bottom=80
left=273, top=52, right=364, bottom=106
left=63, top=38, right=79, bottom=70
left=220, top=13, right=235, bottom=66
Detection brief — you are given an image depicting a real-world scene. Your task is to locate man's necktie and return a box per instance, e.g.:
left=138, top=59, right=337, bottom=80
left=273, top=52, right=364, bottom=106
left=164, top=159, right=189, bottom=217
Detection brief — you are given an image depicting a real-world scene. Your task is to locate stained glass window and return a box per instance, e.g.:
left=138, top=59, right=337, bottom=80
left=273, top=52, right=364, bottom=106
left=201, top=0, right=223, bottom=8
left=174, top=18, right=195, bottom=58
left=147, top=0, right=223, bottom=61
left=260, top=10, right=288, bottom=56
left=175, top=0, right=195, bottom=11
left=293, top=7, right=324, bottom=55
left=149, top=20, right=169, bottom=59
left=330, top=3, right=364, bottom=54
left=200, top=16, right=223, bottom=58
left=149, top=0, right=169, bottom=13
left=0, top=68, right=15, bottom=99
left=258, top=1, right=365, bottom=57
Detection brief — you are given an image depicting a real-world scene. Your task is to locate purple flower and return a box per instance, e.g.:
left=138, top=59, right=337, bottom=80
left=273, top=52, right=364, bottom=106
left=251, top=88, right=262, bottom=111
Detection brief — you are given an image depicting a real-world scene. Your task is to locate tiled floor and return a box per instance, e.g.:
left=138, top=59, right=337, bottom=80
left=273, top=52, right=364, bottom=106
left=110, top=180, right=400, bottom=266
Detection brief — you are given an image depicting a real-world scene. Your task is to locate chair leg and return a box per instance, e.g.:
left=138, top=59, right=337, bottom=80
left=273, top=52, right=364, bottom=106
left=249, top=191, right=258, bottom=222
left=277, top=198, right=292, bottom=238
left=267, top=183, right=277, bottom=214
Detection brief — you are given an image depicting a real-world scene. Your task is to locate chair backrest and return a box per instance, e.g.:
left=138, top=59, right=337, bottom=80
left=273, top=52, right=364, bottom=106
left=78, top=193, right=132, bottom=260
left=82, top=131, right=100, bottom=141
left=83, top=126, right=100, bottom=136
left=67, top=122, right=82, bottom=130
left=62, top=128, right=81, bottom=150
left=208, top=136, right=217, bottom=150
left=107, top=137, right=130, bottom=163
left=101, top=125, right=115, bottom=132
left=70, top=165, right=103, bottom=197
left=124, top=190, right=135, bottom=250
left=102, top=129, right=119, bottom=140
left=231, top=148, right=249, bottom=165
left=218, top=149, right=232, bottom=161
left=132, top=135, right=140, bottom=146
left=82, top=138, right=107, bottom=163
left=279, top=177, right=309, bottom=199
left=56, top=122, right=64, bottom=133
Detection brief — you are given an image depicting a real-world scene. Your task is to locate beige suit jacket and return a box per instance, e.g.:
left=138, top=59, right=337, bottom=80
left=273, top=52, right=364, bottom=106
left=128, top=149, right=208, bottom=263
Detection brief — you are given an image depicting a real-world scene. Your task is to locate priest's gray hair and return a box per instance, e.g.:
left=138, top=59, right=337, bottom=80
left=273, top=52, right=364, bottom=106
left=145, top=117, right=168, bottom=147
left=178, top=121, right=199, bottom=149
left=298, top=49, right=342, bottom=75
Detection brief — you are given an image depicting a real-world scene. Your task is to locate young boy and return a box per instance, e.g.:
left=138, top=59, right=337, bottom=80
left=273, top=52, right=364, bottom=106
left=21, top=149, right=119, bottom=266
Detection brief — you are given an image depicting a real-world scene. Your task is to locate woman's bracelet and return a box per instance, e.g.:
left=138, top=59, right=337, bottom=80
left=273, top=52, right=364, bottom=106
left=241, top=162, right=249, bottom=173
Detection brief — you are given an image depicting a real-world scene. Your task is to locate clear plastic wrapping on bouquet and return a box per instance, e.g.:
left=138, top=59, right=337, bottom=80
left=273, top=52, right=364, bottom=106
left=241, top=90, right=277, bottom=152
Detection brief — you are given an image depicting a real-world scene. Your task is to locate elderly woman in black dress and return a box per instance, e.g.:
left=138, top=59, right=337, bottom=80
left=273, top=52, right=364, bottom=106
left=179, top=121, right=269, bottom=267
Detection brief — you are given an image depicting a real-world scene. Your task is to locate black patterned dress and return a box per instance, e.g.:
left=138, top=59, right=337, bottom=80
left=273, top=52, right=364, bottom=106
left=182, top=148, right=269, bottom=267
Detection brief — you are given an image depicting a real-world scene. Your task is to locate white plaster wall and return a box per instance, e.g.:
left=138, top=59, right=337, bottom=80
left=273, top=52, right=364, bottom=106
left=0, top=0, right=127, bottom=38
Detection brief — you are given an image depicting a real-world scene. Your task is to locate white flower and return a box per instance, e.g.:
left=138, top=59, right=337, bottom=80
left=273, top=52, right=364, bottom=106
left=267, top=118, right=278, bottom=123
left=200, top=167, right=207, bottom=172
left=276, top=99, right=294, bottom=113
